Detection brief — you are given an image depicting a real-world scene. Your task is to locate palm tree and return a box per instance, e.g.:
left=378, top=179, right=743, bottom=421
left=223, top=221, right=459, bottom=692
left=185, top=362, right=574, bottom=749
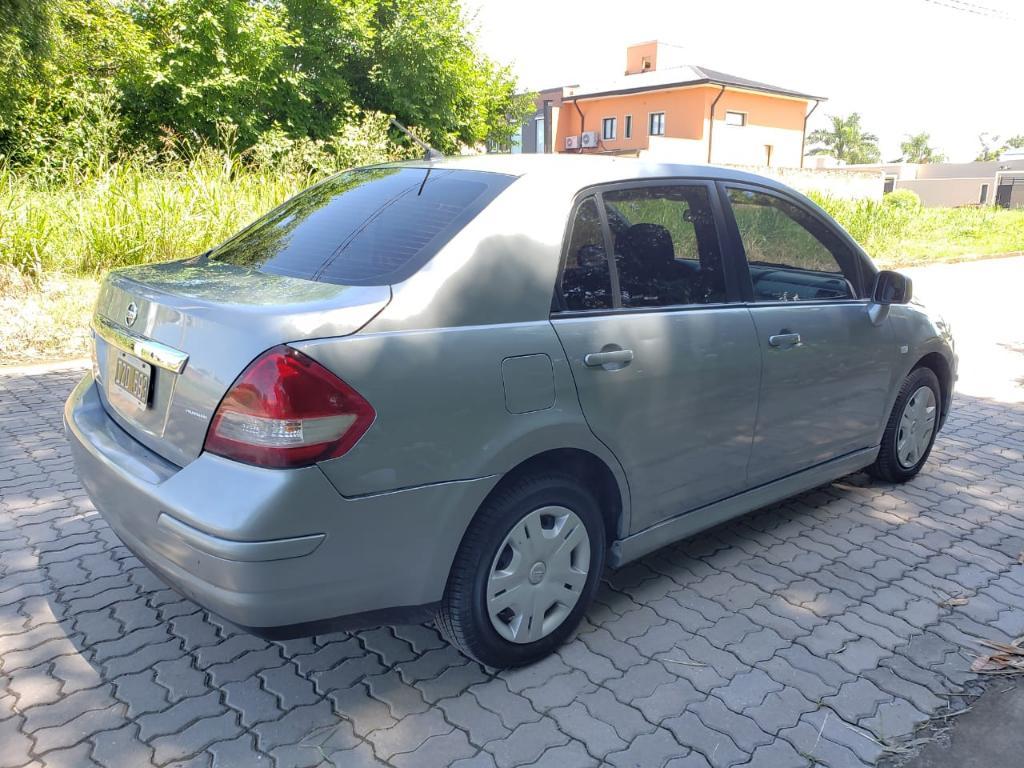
left=806, top=113, right=881, bottom=165
left=899, top=132, right=945, bottom=164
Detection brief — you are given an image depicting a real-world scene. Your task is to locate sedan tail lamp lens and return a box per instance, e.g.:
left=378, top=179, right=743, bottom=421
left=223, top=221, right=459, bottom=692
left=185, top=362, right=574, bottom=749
left=204, top=346, right=374, bottom=468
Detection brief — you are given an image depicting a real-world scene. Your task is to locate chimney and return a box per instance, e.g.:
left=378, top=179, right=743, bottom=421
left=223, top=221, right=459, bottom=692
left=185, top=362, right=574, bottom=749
left=625, top=41, right=686, bottom=75
left=625, top=42, right=659, bottom=75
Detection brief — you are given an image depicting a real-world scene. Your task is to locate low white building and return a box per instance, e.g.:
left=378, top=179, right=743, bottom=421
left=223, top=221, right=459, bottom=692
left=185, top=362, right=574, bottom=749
left=807, top=156, right=1024, bottom=208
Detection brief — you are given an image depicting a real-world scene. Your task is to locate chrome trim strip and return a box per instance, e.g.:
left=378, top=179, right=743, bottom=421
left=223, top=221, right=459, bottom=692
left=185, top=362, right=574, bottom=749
left=92, top=316, right=189, bottom=374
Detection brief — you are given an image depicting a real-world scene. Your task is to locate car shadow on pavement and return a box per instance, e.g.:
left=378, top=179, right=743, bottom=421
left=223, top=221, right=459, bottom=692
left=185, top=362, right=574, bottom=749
left=2, top=366, right=1024, bottom=768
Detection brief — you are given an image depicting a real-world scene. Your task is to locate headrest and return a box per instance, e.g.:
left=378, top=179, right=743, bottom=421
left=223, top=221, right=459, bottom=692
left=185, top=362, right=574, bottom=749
left=617, top=223, right=675, bottom=264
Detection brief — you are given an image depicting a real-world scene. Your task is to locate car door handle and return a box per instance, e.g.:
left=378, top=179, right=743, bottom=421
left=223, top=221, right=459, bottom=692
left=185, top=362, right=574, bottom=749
left=768, top=332, right=802, bottom=348
left=584, top=349, right=634, bottom=367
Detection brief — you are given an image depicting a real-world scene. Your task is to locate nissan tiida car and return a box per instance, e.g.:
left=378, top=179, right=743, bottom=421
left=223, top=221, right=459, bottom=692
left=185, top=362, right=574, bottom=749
left=65, top=155, right=956, bottom=667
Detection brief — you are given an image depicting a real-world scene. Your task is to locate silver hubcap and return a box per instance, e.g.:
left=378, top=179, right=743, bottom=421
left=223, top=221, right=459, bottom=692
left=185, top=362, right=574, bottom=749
left=487, top=505, right=591, bottom=644
left=897, top=385, right=937, bottom=469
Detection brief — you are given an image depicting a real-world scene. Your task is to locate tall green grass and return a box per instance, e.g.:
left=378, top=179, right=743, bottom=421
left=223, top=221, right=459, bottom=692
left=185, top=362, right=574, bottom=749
left=809, top=190, right=1024, bottom=266
left=2, top=157, right=1023, bottom=283
left=0, top=150, right=321, bottom=279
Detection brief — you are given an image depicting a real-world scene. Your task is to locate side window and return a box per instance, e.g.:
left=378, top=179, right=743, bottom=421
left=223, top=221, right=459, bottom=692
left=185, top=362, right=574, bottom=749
left=559, top=196, right=613, bottom=311
left=602, top=185, right=726, bottom=307
left=727, top=188, right=861, bottom=302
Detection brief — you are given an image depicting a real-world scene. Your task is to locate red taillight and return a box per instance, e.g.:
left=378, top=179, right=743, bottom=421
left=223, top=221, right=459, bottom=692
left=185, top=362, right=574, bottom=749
left=204, top=345, right=375, bottom=469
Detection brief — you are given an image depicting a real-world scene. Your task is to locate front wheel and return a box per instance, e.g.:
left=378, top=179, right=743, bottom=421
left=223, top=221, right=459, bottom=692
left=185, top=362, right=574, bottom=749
left=869, top=366, right=941, bottom=483
left=436, top=472, right=606, bottom=668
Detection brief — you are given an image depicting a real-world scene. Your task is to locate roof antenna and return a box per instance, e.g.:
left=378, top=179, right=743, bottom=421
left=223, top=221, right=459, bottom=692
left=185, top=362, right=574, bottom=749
left=390, top=118, right=444, bottom=161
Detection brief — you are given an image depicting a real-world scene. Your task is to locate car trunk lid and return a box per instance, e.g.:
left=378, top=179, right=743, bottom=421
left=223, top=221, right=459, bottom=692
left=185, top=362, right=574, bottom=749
left=92, top=260, right=390, bottom=468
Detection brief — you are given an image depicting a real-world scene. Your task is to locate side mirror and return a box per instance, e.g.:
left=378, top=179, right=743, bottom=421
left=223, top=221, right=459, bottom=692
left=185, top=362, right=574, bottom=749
left=872, top=270, right=912, bottom=305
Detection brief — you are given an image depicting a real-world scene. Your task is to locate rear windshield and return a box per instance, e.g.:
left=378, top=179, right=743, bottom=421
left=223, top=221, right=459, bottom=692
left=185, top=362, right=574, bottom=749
left=210, top=167, right=515, bottom=285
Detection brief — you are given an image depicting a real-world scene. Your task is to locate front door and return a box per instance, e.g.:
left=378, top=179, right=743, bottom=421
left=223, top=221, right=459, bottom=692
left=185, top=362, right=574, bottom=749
left=551, top=183, right=761, bottom=532
left=720, top=184, right=896, bottom=486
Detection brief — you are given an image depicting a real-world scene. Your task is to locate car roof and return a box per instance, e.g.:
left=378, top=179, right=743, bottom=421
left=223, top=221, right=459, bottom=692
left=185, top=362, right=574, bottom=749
left=380, top=153, right=794, bottom=193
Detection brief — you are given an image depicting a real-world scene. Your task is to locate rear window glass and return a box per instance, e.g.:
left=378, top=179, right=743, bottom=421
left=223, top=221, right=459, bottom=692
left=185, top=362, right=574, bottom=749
left=209, top=167, right=515, bottom=285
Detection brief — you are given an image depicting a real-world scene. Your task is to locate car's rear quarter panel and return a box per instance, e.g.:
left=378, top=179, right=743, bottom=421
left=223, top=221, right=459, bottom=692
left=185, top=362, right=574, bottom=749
left=298, top=321, right=628, bottom=511
left=296, top=173, right=631, bottom=522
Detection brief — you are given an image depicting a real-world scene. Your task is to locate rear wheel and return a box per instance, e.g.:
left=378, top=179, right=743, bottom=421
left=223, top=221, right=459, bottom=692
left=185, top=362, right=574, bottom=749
left=436, top=472, right=605, bottom=668
left=869, top=366, right=941, bottom=482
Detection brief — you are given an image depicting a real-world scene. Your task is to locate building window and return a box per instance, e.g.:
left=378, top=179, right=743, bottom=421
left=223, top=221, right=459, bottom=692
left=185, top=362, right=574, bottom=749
left=883, top=176, right=896, bottom=194
left=641, top=56, right=652, bottom=71
left=602, top=117, right=617, bottom=141
left=624, top=115, right=632, bottom=139
left=980, top=184, right=989, bottom=204
left=535, top=117, right=545, bottom=153
left=649, top=112, right=666, bottom=136
left=725, top=111, right=746, bottom=127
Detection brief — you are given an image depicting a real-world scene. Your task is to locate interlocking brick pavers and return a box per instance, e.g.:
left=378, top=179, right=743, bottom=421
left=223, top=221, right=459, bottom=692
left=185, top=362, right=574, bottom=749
left=4, top=346, right=1024, bottom=768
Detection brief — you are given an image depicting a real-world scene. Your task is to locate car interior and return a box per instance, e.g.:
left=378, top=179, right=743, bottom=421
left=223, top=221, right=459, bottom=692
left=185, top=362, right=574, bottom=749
left=560, top=186, right=860, bottom=311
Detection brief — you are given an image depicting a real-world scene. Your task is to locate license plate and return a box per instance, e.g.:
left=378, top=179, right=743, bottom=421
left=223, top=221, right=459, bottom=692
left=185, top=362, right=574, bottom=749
left=113, top=352, right=151, bottom=409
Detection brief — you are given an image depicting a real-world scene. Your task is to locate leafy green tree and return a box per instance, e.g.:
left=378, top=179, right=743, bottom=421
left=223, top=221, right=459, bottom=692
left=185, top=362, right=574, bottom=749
left=987, top=134, right=1024, bottom=159
left=975, top=132, right=1023, bottom=161
left=279, top=0, right=375, bottom=140
left=0, top=0, right=148, bottom=169
left=349, top=0, right=530, bottom=152
left=976, top=132, right=1002, bottom=161
left=125, top=0, right=301, bottom=150
left=0, top=0, right=533, bottom=168
left=807, top=113, right=882, bottom=165
left=898, top=132, right=945, bottom=164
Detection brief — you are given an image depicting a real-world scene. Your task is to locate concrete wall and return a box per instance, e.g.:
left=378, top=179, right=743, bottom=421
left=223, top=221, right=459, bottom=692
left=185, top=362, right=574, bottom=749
left=841, top=159, right=1024, bottom=207
left=640, top=135, right=711, bottom=164
left=636, top=145, right=885, bottom=201
left=725, top=165, right=885, bottom=201
left=707, top=89, right=807, bottom=168
left=515, top=88, right=565, bottom=154
left=898, top=178, right=991, bottom=207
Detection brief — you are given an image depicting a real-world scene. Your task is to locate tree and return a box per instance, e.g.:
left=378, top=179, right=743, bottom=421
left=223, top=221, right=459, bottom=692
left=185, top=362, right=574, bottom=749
left=0, top=0, right=148, bottom=169
left=125, top=0, right=302, bottom=151
left=976, top=132, right=1002, bottom=161
left=898, top=132, right=945, bottom=164
left=806, top=113, right=881, bottom=165
left=0, top=0, right=533, bottom=168
left=347, top=0, right=529, bottom=152
left=975, top=132, right=1023, bottom=161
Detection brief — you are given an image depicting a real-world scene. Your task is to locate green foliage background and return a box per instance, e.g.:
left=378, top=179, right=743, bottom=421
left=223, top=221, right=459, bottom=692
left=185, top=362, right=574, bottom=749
left=0, top=0, right=533, bottom=173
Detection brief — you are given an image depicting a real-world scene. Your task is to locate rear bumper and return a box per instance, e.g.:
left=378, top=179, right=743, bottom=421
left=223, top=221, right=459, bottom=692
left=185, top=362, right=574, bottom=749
left=64, top=374, right=497, bottom=632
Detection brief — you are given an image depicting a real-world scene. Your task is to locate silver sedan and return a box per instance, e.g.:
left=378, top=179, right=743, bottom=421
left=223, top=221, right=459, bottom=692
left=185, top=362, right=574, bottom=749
left=65, top=155, right=956, bottom=667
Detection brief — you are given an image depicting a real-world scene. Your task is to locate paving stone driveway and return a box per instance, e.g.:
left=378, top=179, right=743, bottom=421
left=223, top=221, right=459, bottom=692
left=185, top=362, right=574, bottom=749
left=3, top=271, right=1024, bottom=768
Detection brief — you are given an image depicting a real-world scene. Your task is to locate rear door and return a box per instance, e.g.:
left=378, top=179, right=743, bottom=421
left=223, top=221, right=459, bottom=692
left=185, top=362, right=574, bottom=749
left=551, top=181, right=761, bottom=532
left=719, top=184, right=895, bottom=486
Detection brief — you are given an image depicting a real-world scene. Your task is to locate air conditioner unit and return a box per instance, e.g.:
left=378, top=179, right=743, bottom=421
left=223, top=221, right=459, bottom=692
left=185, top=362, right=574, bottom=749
left=581, top=131, right=599, bottom=148
left=564, top=135, right=580, bottom=150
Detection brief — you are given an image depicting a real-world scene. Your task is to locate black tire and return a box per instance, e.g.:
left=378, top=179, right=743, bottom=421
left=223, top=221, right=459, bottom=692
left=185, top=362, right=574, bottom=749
left=436, top=472, right=606, bottom=668
left=869, top=366, right=941, bottom=483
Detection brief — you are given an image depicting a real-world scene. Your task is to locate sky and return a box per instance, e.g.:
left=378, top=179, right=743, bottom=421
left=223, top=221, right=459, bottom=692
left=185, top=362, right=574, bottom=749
left=462, top=0, right=1024, bottom=162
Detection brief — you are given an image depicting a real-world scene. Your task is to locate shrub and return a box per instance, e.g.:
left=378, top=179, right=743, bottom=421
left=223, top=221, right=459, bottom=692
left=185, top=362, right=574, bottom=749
left=883, top=188, right=922, bottom=212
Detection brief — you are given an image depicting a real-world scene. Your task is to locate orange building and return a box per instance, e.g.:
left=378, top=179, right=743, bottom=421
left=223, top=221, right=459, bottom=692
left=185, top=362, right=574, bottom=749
left=550, top=42, right=825, bottom=168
